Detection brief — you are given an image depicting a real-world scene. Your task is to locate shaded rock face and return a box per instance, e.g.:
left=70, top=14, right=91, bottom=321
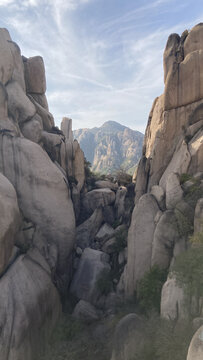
left=187, top=325, right=203, bottom=360
left=124, top=23, right=203, bottom=301
left=0, top=28, right=83, bottom=360
left=74, top=120, right=144, bottom=174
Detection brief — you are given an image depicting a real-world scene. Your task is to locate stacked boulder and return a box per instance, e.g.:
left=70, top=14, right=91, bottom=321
left=69, top=179, right=134, bottom=321
left=0, top=28, right=86, bottom=360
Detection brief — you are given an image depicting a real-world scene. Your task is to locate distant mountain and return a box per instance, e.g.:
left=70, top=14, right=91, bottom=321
left=73, top=121, right=144, bottom=175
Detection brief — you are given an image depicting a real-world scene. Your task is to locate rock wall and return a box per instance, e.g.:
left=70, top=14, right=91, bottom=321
left=124, top=23, right=203, bottom=302
left=0, top=28, right=85, bottom=359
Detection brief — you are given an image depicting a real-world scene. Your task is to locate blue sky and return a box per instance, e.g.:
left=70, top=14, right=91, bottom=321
left=1, top=0, right=203, bottom=132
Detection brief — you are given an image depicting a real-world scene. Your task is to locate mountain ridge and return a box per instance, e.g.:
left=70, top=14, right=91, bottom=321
left=73, top=121, right=144, bottom=174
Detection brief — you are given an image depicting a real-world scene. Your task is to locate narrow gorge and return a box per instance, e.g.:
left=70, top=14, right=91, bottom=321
left=0, top=23, right=202, bottom=360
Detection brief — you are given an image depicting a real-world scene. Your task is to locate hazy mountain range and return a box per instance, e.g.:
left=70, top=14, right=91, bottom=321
left=73, top=121, right=144, bottom=175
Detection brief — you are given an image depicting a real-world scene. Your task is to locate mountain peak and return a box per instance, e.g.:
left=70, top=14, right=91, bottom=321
left=101, top=120, right=126, bottom=131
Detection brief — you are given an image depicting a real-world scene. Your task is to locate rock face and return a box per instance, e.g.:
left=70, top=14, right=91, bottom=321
left=123, top=23, right=203, bottom=302
left=74, top=120, right=144, bottom=174
left=0, top=28, right=85, bottom=360
left=187, top=325, right=203, bottom=360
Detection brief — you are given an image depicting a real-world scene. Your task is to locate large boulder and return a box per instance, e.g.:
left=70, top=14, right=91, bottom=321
left=73, top=300, right=100, bottom=323
left=24, top=56, right=46, bottom=94
left=124, top=194, right=159, bottom=297
left=95, top=223, right=115, bottom=244
left=0, top=135, right=75, bottom=279
left=160, top=277, right=185, bottom=320
left=0, top=173, right=21, bottom=275
left=0, top=249, right=61, bottom=360
left=0, top=28, right=14, bottom=85
left=184, top=23, right=203, bottom=57
left=111, top=313, right=143, bottom=360
left=81, top=188, right=116, bottom=217
left=187, top=325, right=203, bottom=360
left=76, top=208, right=103, bottom=249
left=165, top=172, right=183, bottom=209
left=70, top=248, right=110, bottom=305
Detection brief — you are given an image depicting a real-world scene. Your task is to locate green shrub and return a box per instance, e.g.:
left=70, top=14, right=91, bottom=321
left=179, top=173, right=192, bottom=184
left=137, top=266, right=167, bottom=314
left=175, top=210, right=193, bottom=238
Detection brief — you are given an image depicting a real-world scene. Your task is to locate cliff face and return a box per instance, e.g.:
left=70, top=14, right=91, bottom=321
left=0, top=29, right=85, bottom=360
left=124, top=23, right=203, bottom=301
left=74, top=121, right=144, bottom=174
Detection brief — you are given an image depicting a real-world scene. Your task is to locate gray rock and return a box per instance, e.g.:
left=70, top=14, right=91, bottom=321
left=82, top=188, right=116, bottom=217
left=102, top=205, right=115, bottom=225
left=95, top=223, right=115, bottom=244
left=30, top=93, right=49, bottom=110
left=151, top=185, right=165, bottom=209
left=166, top=172, right=183, bottom=210
left=124, top=194, right=159, bottom=297
left=24, top=56, right=46, bottom=94
left=70, top=248, right=110, bottom=305
left=9, top=41, right=26, bottom=91
left=73, top=300, right=99, bottom=322
left=0, top=249, right=61, bottom=360
left=0, top=173, right=21, bottom=275
left=76, top=208, right=103, bottom=249
left=111, top=313, right=143, bottom=360
left=187, top=325, right=203, bottom=360
left=101, top=237, right=116, bottom=254
left=61, top=117, right=73, bottom=141
left=194, top=198, right=203, bottom=233
left=20, top=114, right=43, bottom=143
left=160, top=277, right=186, bottom=320
left=29, top=96, right=54, bottom=131
left=0, top=28, right=14, bottom=85
left=95, top=180, right=118, bottom=191
left=151, top=211, right=179, bottom=269
left=115, top=186, right=127, bottom=220
left=6, top=80, right=36, bottom=123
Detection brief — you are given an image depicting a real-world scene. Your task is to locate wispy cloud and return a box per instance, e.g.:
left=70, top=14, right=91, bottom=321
left=1, top=0, right=203, bottom=133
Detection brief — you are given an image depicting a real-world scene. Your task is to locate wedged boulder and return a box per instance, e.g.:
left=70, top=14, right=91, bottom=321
left=70, top=248, right=110, bottom=305
left=187, top=325, right=203, bottom=360
left=151, top=211, right=179, bottom=269
left=95, top=223, right=115, bottom=244
left=24, top=56, right=46, bottom=94
left=160, top=277, right=185, bottom=320
left=30, top=93, right=49, bottom=110
left=0, top=173, right=21, bottom=275
left=95, top=180, right=118, bottom=191
left=72, top=140, right=85, bottom=191
left=61, top=117, right=73, bottom=141
left=0, top=135, right=75, bottom=278
left=0, top=28, right=14, bottom=85
left=6, top=80, right=36, bottom=123
left=165, top=172, right=183, bottom=209
left=81, top=188, right=116, bottom=217
left=20, top=114, right=43, bottom=143
left=73, top=300, right=100, bottom=323
left=0, top=249, right=61, bottom=360
left=111, top=313, right=143, bottom=360
left=194, top=198, right=203, bottom=233
left=41, top=131, right=65, bottom=163
left=124, top=194, right=159, bottom=297
left=76, top=208, right=103, bottom=249
left=29, top=96, right=54, bottom=131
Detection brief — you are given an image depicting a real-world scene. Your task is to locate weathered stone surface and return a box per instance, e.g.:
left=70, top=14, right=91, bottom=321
left=24, top=56, right=46, bottom=94
left=29, top=96, right=54, bottom=131
left=76, top=208, right=103, bottom=249
left=73, top=300, right=99, bottom=323
left=70, top=248, right=110, bottom=305
left=0, top=250, right=61, bottom=360
left=9, top=41, right=26, bottom=91
left=20, top=114, right=43, bottom=143
left=115, top=186, right=127, bottom=219
left=30, top=93, right=49, bottom=110
left=0, top=82, right=8, bottom=120
left=151, top=185, right=165, bottom=209
left=134, top=156, right=150, bottom=203
left=61, top=117, right=73, bottom=141
left=187, top=325, right=203, bottom=360
left=6, top=81, right=36, bottom=123
left=95, top=180, right=118, bottom=191
left=95, top=223, right=115, bottom=244
left=102, top=205, right=115, bottom=225
left=151, top=211, right=179, bottom=269
left=188, top=129, right=203, bottom=175
left=124, top=194, right=159, bottom=296
left=184, top=23, right=203, bottom=57
left=0, top=135, right=75, bottom=277
left=163, top=33, right=180, bottom=83
left=41, top=131, right=64, bottom=163
left=194, top=198, right=203, bottom=233
left=111, top=313, right=143, bottom=360
left=72, top=140, right=85, bottom=192
left=82, top=188, right=116, bottom=216
left=165, top=172, right=183, bottom=209
left=160, top=277, right=185, bottom=320
left=0, top=173, right=21, bottom=275
left=0, top=28, right=14, bottom=85
left=159, top=140, right=191, bottom=190
left=102, top=237, right=116, bottom=254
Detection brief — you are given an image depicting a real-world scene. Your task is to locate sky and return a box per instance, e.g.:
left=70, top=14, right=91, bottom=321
left=0, top=0, right=203, bottom=133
